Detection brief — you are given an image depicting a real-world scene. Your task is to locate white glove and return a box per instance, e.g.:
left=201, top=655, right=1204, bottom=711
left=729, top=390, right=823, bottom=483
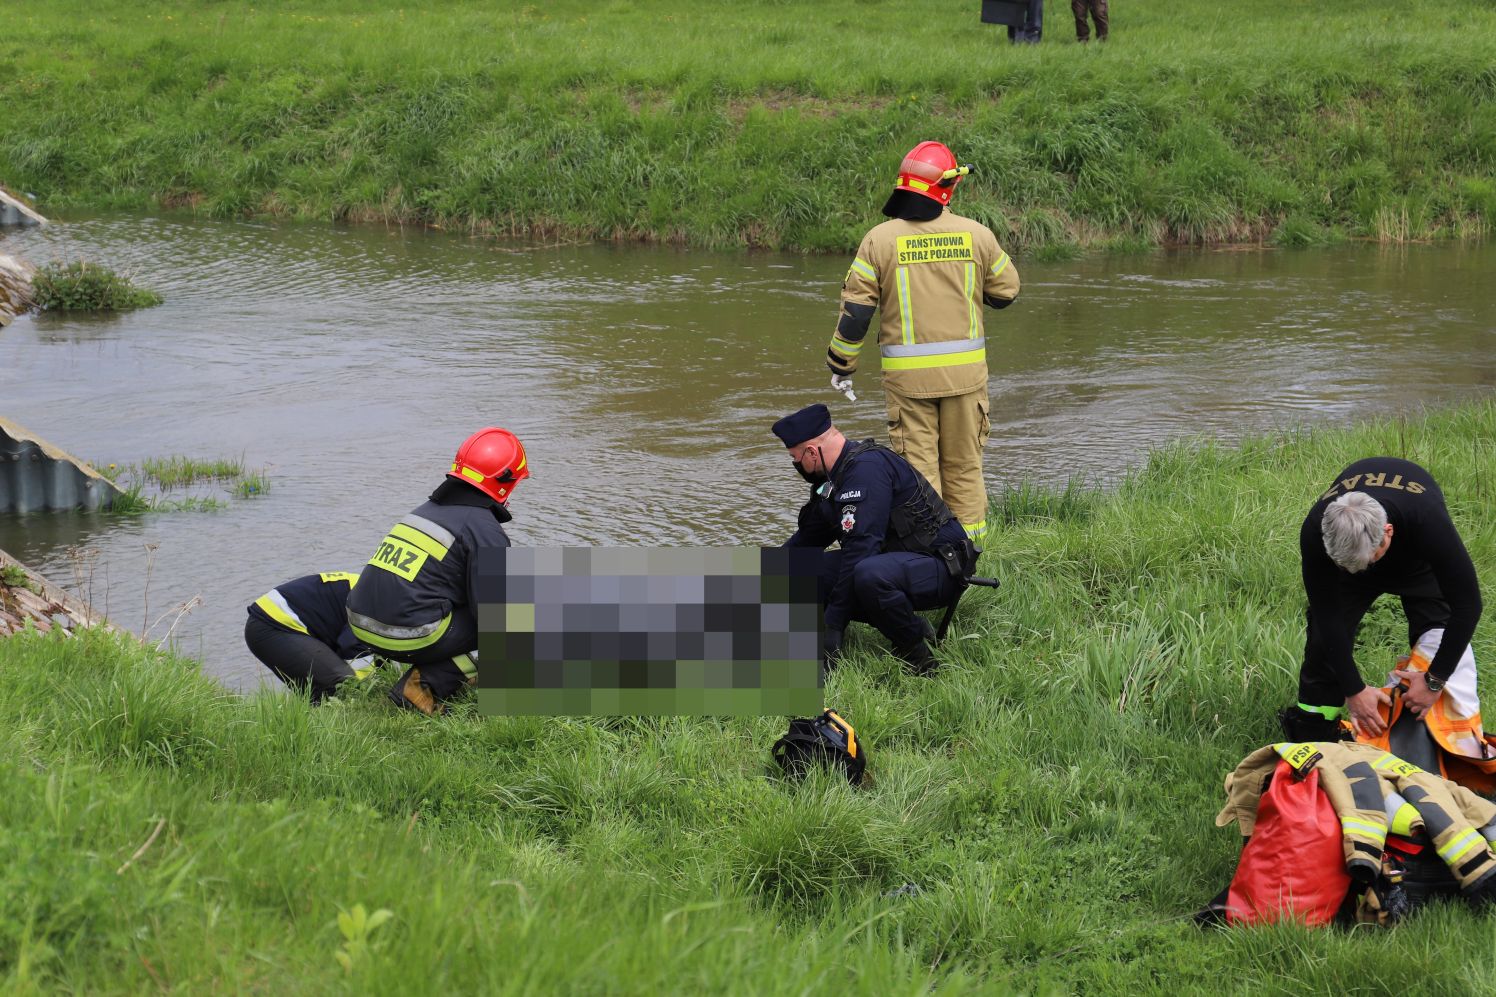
left=830, top=374, right=857, bottom=402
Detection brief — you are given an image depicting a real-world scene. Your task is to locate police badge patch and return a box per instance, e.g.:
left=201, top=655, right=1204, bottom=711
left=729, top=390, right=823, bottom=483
left=840, top=505, right=857, bottom=532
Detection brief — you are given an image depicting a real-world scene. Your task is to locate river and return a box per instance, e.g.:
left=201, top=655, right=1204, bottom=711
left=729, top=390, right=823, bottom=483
left=1, top=214, right=1492, bottom=688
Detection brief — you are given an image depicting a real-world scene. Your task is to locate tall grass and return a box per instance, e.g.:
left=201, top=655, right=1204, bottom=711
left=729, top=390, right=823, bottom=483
left=2, top=1, right=1494, bottom=252
left=3, top=400, right=1495, bottom=991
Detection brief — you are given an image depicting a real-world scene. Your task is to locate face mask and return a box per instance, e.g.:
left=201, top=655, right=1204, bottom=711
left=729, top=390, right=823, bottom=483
left=793, top=447, right=827, bottom=486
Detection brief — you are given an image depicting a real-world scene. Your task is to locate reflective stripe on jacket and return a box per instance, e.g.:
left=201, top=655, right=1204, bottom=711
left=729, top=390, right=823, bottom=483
left=831, top=211, right=1019, bottom=399
left=345, top=497, right=510, bottom=658
left=1217, top=741, right=1496, bottom=893
left=248, top=571, right=364, bottom=657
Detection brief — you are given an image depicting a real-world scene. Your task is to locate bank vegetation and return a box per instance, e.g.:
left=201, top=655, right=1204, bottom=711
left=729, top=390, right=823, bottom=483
left=1, top=400, right=1494, bottom=990
left=1, top=1, right=1494, bottom=255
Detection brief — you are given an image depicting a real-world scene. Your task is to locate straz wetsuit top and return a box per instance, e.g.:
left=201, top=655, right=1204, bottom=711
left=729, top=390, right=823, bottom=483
left=786, top=440, right=969, bottom=633
left=1301, top=457, right=1482, bottom=695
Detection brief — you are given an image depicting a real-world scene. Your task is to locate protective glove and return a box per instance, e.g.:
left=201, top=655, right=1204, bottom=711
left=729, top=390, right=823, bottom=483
left=830, top=374, right=857, bottom=402
left=821, top=628, right=844, bottom=671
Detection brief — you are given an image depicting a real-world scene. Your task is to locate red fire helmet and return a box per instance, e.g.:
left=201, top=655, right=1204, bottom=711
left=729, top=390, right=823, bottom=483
left=892, top=141, right=972, bottom=206
left=448, top=427, right=529, bottom=504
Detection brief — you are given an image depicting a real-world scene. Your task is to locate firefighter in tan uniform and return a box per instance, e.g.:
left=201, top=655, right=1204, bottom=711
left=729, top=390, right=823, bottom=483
left=825, top=141, right=1020, bottom=542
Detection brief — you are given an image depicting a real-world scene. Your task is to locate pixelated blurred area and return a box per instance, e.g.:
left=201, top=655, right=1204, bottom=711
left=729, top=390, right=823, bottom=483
left=475, top=547, right=822, bottom=716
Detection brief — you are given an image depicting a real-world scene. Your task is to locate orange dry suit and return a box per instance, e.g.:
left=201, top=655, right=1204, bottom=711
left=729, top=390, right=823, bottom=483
left=1354, top=630, right=1496, bottom=794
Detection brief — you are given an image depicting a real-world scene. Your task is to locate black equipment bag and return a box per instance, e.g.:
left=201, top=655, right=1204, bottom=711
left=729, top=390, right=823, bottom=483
left=771, top=709, right=866, bottom=786
left=1353, top=835, right=1463, bottom=925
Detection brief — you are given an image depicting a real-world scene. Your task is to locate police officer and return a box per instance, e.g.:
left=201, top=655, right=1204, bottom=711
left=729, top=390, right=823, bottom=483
left=1285, top=457, right=1484, bottom=745
left=346, top=427, right=527, bottom=714
left=244, top=570, right=379, bottom=703
left=825, top=141, right=1020, bottom=543
left=773, top=403, right=976, bottom=676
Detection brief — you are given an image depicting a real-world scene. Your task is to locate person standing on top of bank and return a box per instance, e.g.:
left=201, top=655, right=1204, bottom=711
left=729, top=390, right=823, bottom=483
left=824, top=141, right=1020, bottom=545
left=346, top=427, right=526, bottom=715
left=1283, top=457, right=1486, bottom=759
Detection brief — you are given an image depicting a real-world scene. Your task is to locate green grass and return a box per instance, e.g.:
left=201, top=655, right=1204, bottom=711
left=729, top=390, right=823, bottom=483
left=98, top=456, right=266, bottom=512
left=2, top=0, right=1495, bottom=253
left=4, top=400, right=1495, bottom=991
left=233, top=468, right=271, bottom=499
left=28, top=260, right=163, bottom=312
left=0, top=564, right=38, bottom=592
left=138, top=455, right=244, bottom=489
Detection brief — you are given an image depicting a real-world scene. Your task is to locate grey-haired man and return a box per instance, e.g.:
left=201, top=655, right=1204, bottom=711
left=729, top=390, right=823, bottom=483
left=1283, top=457, right=1483, bottom=745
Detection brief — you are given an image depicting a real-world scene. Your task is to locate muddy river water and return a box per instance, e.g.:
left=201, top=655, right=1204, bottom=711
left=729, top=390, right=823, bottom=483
left=1, top=215, right=1493, bottom=688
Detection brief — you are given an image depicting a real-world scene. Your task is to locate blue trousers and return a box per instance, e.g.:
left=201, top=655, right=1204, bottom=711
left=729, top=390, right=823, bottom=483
left=815, top=550, right=960, bottom=647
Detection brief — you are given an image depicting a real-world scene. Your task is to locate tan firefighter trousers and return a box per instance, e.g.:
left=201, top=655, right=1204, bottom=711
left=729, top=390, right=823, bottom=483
left=884, top=385, right=991, bottom=540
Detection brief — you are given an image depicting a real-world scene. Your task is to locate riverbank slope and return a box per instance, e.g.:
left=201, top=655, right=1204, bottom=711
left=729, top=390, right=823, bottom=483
left=2, top=1, right=1495, bottom=254
left=2, top=399, right=1493, bottom=991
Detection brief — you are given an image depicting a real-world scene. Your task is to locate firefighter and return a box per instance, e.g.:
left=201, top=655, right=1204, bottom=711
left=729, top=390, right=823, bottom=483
left=825, top=141, right=1020, bottom=544
left=1283, top=457, right=1485, bottom=757
left=244, top=570, right=380, bottom=703
left=773, top=403, right=976, bottom=676
left=346, top=427, right=527, bottom=714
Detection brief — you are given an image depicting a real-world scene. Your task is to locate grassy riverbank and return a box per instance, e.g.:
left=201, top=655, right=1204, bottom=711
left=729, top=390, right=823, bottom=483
left=2, top=1, right=1495, bottom=254
left=2, top=400, right=1494, bottom=991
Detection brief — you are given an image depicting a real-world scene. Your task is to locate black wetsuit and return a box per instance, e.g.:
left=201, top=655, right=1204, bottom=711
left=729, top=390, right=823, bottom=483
left=1298, top=457, right=1482, bottom=706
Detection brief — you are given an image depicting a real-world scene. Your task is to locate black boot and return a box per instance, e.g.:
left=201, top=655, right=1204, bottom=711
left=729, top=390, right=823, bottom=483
left=1278, top=705, right=1351, bottom=743
left=895, top=638, right=942, bottom=677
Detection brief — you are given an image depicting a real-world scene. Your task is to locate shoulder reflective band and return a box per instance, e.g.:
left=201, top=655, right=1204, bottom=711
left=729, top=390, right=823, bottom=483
left=254, top=588, right=309, bottom=635
left=400, top=514, right=455, bottom=550
left=347, top=608, right=453, bottom=651
left=368, top=516, right=453, bottom=583
left=895, top=232, right=973, bottom=267
left=1372, top=752, right=1423, bottom=777
left=991, top=251, right=1011, bottom=277
left=880, top=338, right=986, bottom=371
left=1272, top=741, right=1323, bottom=773
left=848, top=257, right=877, bottom=282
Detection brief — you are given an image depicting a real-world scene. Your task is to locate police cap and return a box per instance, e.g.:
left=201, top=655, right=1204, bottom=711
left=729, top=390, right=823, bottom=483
left=772, top=403, right=833, bottom=449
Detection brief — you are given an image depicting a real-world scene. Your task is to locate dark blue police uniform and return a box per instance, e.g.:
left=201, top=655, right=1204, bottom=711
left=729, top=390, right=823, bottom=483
left=773, top=404, right=974, bottom=673
left=787, top=441, right=970, bottom=642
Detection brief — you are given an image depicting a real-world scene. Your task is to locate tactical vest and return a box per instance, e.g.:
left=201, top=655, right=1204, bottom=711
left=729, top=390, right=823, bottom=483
left=831, top=441, right=956, bottom=557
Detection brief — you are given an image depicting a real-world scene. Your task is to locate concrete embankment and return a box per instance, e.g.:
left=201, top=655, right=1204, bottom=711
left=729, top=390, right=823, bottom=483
left=0, top=546, right=109, bottom=637
left=0, top=187, right=46, bottom=228
left=0, top=252, right=35, bottom=326
left=1, top=187, right=46, bottom=325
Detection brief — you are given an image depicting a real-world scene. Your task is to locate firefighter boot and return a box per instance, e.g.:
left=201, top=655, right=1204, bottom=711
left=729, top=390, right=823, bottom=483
left=895, top=638, right=942, bottom=677
left=390, top=666, right=442, bottom=715
left=1277, top=705, right=1351, bottom=744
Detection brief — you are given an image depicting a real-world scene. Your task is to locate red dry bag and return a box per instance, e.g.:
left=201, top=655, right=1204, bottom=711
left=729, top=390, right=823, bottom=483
left=1225, top=760, right=1352, bottom=926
